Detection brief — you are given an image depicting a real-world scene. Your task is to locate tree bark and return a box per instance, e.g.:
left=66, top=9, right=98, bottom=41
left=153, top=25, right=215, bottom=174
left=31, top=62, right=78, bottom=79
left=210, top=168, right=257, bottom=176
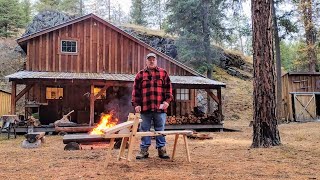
left=251, top=0, right=281, bottom=148
left=272, top=0, right=282, bottom=121
left=301, top=0, right=317, bottom=72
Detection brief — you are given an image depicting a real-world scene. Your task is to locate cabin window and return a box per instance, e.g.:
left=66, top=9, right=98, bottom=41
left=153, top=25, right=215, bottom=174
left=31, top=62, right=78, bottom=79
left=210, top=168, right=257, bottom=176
left=176, top=89, right=190, bottom=100
left=94, top=87, right=106, bottom=99
left=61, top=40, right=77, bottom=53
left=46, top=87, right=63, bottom=99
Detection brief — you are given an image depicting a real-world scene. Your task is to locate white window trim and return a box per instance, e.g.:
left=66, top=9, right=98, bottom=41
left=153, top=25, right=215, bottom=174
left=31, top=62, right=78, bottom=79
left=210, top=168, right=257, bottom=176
left=60, top=40, right=78, bottom=53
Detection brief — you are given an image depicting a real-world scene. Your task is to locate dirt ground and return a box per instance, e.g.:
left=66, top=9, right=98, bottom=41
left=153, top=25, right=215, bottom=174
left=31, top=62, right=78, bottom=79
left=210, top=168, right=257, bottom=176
left=0, top=121, right=319, bottom=180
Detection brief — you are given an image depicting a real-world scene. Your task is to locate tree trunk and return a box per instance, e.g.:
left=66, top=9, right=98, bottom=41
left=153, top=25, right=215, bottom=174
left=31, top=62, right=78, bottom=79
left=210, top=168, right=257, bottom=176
left=202, top=0, right=213, bottom=114
left=301, top=0, right=317, bottom=72
left=251, top=0, right=281, bottom=148
left=272, top=0, right=282, bottom=121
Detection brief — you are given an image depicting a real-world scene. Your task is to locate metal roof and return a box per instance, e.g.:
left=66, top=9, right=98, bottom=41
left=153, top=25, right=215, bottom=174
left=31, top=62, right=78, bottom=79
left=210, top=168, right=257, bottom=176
left=283, top=72, right=320, bottom=76
left=5, top=71, right=226, bottom=87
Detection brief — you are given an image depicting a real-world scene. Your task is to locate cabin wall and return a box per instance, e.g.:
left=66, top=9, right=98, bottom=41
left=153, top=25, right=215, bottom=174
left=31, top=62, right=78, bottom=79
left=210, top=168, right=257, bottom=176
left=25, top=83, right=196, bottom=124
left=0, top=91, right=11, bottom=116
left=26, top=17, right=192, bottom=76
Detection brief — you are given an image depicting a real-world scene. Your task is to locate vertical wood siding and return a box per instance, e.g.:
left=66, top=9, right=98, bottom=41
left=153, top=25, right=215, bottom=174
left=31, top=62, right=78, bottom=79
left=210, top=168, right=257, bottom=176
left=0, top=92, right=11, bottom=116
left=26, top=17, right=192, bottom=76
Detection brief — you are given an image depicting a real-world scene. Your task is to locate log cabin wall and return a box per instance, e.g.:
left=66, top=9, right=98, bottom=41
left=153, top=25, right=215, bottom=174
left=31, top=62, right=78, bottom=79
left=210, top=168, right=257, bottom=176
left=281, top=74, right=320, bottom=121
left=26, top=17, right=193, bottom=76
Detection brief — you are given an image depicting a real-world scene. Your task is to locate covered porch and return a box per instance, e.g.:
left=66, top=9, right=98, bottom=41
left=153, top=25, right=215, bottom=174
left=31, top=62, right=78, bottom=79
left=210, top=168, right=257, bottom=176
left=6, top=71, right=225, bottom=132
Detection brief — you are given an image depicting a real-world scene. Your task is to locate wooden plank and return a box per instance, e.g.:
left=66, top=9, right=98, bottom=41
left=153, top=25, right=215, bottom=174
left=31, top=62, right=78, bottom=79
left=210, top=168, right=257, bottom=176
left=171, top=134, right=179, bottom=161
left=97, top=21, right=100, bottom=72
left=103, top=25, right=106, bottom=72
left=46, top=33, right=49, bottom=71
left=94, top=84, right=109, bottom=101
left=126, top=118, right=140, bottom=161
left=101, top=120, right=140, bottom=136
left=132, top=42, right=135, bottom=74
left=58, top=29, right=62, bottom=71
left=108, top=28, right=112, bottom=72
left=53, top=32, right=56, bottom=71
left=83, top=21, right=87, bottom=72
left=11, top=81, right=16, bottom=114
left=217, top=87, right=222, bottom=122
left=90, top=18, right=93, bottom=72
left=120, top=34, right=124, bottom=73
left=137, top=45, right=140, bottom=72
left=15, top=84, right=33, bottom=102
left=77, top=22, right=81, bottom=72
left=183, top=135, right=191, bottom=163
left=26, top=40, right=30, bottom=70
left=205, top=89, right=220, bottom=104
left=117, top=137, right=128, bottom=160
left=114, top=31, right=118, bottom=73
left=39, top=35, right=42, bottom=70
left=89, top=84, right=94, bottom=126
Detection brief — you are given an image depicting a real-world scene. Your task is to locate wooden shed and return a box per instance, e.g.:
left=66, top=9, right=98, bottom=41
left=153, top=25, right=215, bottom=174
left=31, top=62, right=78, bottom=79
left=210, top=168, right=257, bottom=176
left=0, top=90, right=11, bottom=116
left=281, top=72, right=320, bottom=122
left=6, top=14, right=225, bottom=131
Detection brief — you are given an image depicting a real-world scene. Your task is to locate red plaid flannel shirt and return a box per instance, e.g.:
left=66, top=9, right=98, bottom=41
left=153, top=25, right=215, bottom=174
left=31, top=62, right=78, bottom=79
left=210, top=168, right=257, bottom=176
left=132, top=66, right=173, bottom=113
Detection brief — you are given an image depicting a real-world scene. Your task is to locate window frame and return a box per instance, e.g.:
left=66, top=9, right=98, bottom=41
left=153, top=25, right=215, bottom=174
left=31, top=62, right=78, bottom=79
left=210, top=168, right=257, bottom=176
left=46, top=87, right=64, bottom=100
left=175, top=88, right=190, bottom=101
left=58, top=37, right=79, bottom=55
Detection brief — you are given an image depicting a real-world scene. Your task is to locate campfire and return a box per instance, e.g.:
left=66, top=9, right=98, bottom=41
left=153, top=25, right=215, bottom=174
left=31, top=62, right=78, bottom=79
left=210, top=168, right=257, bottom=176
left=90, top=113, right=118, bottom=135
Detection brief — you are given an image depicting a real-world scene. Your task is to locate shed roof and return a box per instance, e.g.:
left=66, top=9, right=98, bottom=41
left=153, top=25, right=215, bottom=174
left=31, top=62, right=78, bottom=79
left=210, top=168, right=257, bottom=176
left=0, top=89, right=11, bottom=94
left=283, top=72, right=320, bottom=76
left=5, top=71, right=226, bottom=87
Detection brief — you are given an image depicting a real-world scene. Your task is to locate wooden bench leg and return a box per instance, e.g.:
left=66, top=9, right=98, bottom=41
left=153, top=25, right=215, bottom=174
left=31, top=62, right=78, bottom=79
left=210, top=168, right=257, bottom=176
left=183, top=135, right=191, bottom=163
left=105, top=138, right=115, bottom=166
left=171, top=134, right=179, bottom=161
left=126, top=135, right=136, bottom=162
left=117, top=137, right=128, bottom=161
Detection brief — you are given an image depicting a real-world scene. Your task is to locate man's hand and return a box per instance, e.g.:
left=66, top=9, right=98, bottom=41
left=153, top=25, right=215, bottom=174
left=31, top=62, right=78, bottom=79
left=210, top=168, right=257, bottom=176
left=163, top=101, right=169, bottom=110
left=135, top=106, right=141, bottom=113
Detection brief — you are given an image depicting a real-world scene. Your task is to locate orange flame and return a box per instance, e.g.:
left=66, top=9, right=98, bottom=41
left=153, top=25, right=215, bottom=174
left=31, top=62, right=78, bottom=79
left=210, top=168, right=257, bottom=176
left=90, top=113, right=118, bottom=135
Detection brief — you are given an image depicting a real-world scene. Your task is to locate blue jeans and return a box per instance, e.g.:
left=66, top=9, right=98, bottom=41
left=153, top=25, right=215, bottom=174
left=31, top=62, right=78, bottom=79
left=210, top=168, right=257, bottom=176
left=140, top=112, right=166, bottom=149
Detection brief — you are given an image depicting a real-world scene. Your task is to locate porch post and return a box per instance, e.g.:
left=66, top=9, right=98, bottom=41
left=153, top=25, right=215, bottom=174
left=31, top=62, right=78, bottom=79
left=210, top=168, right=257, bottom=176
left=89, top=84, right=94, bottom=126
left=217, top=87, right=222, bottom=122
left=11, top=81, right=16, bottom=115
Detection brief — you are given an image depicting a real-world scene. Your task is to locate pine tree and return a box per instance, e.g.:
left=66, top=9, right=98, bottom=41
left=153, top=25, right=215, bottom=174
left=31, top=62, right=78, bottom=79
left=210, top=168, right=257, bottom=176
left=130, top=0, right=147, bottom=25
left=166, top=0, right=225, bottom=78
left=59, top=0, right=83, bottom=16
left=0, top=0, right=24, bottom=37
left=35, top=0, right=61, bottom=12
left=21, top=0, right=32, bottom=25
left=251, top=0, right=281, bottom=147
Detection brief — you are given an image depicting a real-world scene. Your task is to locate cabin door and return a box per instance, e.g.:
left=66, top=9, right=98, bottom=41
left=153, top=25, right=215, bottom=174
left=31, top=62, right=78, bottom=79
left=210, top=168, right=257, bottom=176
left=293, top=93, right=316, bottom=121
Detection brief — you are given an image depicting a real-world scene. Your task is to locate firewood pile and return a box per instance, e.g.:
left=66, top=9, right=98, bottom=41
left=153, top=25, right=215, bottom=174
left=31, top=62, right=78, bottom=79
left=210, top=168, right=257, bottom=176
left=166, top=110, right=221, bottom=125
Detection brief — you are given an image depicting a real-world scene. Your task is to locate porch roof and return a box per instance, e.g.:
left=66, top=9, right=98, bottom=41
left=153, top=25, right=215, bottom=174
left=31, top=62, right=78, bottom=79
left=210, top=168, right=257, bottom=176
left=5, top=71, right=226, bottom=87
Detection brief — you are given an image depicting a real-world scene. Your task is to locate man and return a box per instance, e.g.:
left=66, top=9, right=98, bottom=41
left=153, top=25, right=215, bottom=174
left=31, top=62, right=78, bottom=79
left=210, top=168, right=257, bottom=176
left=132, top=52, right=173, bottom=159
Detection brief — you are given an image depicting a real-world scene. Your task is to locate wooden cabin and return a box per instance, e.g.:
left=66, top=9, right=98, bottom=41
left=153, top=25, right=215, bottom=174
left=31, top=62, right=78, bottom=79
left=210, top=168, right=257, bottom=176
left=281, top=72, right=320, bottom=122
left=0, top=90, right=11, bottom=116
left=6, top=14, right=225, bottom=131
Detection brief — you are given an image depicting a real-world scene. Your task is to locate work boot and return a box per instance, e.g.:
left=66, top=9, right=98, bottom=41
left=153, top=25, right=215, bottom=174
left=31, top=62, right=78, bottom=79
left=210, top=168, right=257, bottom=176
left=158, top=147, right=170, bottom=159
left=136, top=148, right=149, bottom=159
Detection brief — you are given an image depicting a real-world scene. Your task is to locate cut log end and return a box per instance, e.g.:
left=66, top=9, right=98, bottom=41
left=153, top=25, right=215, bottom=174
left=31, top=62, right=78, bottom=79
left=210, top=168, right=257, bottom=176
left=64, top=142, right=81, bottom=151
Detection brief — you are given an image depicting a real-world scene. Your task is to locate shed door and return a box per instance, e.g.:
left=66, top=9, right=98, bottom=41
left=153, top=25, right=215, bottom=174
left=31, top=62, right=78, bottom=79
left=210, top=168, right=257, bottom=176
left=293, top=94, right=316, bottom=121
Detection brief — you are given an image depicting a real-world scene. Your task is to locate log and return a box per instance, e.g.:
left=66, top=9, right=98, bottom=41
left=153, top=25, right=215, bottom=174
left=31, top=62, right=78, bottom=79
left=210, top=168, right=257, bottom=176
left=63, top=134, right=107, bottom=144
left=55, top=126, right=93, bottom=133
